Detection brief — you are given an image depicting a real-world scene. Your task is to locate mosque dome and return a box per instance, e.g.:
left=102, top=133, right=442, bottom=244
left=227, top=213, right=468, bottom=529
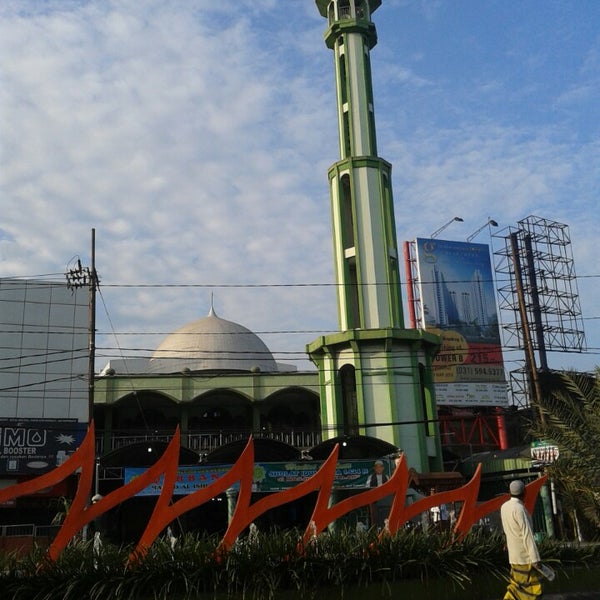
left=147, top=307, right=278, bottom=374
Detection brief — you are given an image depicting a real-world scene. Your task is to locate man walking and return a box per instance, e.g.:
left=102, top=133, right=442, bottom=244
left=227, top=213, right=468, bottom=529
left=500, top=480, right=544, bottom=599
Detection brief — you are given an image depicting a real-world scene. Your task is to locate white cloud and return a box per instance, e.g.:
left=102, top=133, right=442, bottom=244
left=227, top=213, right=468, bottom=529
left=1, top=1, right=598, bottom=374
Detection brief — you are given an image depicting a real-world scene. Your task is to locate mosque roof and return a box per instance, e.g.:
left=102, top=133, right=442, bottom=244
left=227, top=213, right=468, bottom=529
left=147, top=306, right=278, bottom=374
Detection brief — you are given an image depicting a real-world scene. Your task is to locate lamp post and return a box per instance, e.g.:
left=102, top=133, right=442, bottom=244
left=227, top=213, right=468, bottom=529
left=430, top=216, right=463, bottom=239
left=466, top=218, right=498, bottom=242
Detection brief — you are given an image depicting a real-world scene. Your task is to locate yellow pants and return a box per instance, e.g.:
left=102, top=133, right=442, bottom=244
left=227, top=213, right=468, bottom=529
left=504, top=564, right=543, bottom=599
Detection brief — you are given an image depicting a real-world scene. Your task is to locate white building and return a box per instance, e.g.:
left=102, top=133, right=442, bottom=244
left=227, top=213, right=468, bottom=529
left=0, top=278, right=88, bottom=478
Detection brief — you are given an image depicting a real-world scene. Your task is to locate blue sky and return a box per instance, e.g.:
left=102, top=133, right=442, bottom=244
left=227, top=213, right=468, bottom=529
left=1, top=0, right=598, bottom=381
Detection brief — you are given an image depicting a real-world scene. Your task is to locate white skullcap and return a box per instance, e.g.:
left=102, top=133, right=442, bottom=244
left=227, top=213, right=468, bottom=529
left=509, top=480, right=525, bottom=496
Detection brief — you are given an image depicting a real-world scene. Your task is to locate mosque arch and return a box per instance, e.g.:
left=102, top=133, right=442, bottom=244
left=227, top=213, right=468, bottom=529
left=109, top=391, right=180, bottom=433
left=187, top=389, right=253, bottom=433
left=260, top=387, right=321, bottom=433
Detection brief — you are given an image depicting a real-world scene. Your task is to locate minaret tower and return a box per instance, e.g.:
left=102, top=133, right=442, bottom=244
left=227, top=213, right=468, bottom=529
left=309, top=0, right=442, bottom=472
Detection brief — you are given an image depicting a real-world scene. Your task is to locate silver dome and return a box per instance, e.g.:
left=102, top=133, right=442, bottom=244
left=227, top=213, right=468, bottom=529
left=148, top=307, right=277, bottom=374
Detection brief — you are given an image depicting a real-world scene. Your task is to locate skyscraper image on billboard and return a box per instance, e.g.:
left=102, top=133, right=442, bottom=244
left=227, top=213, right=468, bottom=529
left=414, top=238, right=508, bottom=407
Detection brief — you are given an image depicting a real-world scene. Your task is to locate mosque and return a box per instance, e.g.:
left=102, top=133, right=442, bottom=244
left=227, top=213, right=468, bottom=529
left=94, top=304, right=322, bottom=463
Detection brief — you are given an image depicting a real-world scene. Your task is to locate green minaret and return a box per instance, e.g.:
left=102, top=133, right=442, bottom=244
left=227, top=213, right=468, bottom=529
left=308, top=0, right=442, bottom=472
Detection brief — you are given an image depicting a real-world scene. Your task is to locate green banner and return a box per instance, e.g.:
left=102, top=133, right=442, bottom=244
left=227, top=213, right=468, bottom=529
left=124, top=459, right=393, bottom=496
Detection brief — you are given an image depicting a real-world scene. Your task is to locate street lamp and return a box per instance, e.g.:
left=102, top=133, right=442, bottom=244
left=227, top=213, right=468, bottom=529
left=466, top=218, right=499, bottom=242
left=430, top=216, right=463, bottom=239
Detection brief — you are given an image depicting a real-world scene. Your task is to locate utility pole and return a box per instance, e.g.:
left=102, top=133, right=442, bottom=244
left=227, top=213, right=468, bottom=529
left=523, top=234, right=549, bottom=372
left=66, top=228, right=99, bottom=429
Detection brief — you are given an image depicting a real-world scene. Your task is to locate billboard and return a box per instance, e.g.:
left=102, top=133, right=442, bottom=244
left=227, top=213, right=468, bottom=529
left=414, top=238, right=508, bottom=406
left=0, top=419, right=86, bottom=475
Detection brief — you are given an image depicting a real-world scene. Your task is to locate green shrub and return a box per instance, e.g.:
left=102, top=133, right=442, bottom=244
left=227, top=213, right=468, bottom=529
left=1, top=528, right=598, bottom=599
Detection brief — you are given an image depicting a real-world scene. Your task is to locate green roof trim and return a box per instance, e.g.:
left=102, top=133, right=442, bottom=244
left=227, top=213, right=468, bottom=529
left=307, top=328, right=441, bottom=355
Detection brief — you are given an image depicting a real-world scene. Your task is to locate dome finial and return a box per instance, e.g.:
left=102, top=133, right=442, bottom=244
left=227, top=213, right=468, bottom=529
left=208, top=292, right=217, bottom=317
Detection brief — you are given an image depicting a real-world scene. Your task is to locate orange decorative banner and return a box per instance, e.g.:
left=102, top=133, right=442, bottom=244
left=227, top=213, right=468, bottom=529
left=0, top=423, right=547, bottom=564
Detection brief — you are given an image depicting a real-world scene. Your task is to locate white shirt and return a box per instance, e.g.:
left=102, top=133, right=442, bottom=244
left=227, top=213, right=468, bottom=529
left=500, top=497, right=541, bottom=565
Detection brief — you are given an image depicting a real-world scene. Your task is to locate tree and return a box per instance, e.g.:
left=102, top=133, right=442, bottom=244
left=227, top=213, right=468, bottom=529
left=533, top=369, right=600, bottom=540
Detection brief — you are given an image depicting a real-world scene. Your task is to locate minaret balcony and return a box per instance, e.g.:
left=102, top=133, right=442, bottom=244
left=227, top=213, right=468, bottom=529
left=317, top=0, right=380, bottom=24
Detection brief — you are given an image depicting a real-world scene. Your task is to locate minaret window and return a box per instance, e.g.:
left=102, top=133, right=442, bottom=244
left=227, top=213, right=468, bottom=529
left=364, top=47, right=374, bottom=104
left=340, top=364, right=358, bottom=434
left=342, top=109, right=352, bottom=157
left=338, top=0, right=351, bottom=20
left=341, top=174, right=354, bottom=249
left=328, top=2, right=335, bottom=23
left=338, top=51, right=347, bottom=105
left=347, top=260, right=360, bottom=329
left=356, top=1, right=369, bottom=20
left=364, top=46, right=377, bottom=155
left=381, top=172, right=392, bottom=238
left=342, top=171, right=360, bottom=328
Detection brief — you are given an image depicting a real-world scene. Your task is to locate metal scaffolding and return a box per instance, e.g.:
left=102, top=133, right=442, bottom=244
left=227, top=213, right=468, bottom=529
left=493, top=215, right=586, bottom=407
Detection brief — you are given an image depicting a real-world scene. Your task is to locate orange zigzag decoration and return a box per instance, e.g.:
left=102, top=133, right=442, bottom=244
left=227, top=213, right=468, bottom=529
left=0, top=423, right=548, bottom=563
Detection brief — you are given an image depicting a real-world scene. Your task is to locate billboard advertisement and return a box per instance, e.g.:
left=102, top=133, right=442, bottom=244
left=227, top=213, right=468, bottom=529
left=0, top=419, right=86, bottom=475
left=414, top=238, right=508, bottom=406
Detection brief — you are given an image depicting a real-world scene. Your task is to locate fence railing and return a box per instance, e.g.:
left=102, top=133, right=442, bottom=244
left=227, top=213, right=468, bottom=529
left=95, top=430, right=322, bottom=456
left=1, top=524, right=60, bottom=538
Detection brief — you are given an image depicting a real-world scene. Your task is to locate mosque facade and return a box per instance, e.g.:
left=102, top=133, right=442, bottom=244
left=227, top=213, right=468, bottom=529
left=94, top=306, right=322, bottom=460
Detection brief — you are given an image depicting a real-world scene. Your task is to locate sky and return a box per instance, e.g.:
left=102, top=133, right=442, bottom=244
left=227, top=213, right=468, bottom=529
left=1, top=0, right=599, bottom=382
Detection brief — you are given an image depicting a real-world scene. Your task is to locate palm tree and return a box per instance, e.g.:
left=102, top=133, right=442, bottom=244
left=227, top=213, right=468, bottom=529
left=533, top=369, right=600, bottom=540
